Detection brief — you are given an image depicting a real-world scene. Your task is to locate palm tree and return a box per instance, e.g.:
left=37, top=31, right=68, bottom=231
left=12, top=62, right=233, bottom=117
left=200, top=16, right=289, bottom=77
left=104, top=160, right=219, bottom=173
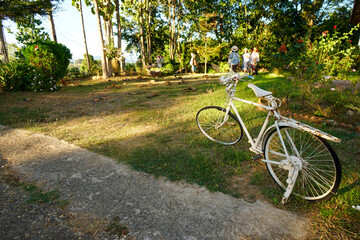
left=72, top=0, right=91, bottom=71
left=93, top=0, right=108, bottom=79
left=48, top=6, right=57, bottom=42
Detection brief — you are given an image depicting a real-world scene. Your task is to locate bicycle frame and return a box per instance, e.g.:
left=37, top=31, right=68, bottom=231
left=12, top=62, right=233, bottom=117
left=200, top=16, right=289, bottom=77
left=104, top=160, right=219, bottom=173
left=219, top=77, right=341, bottom=203
left=222, top=78, right=341, bottom=155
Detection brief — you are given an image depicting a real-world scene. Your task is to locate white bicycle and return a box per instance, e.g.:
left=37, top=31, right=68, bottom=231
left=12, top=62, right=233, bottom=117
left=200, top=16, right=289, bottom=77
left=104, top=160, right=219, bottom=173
left=196, top=72, right=342, bottom=204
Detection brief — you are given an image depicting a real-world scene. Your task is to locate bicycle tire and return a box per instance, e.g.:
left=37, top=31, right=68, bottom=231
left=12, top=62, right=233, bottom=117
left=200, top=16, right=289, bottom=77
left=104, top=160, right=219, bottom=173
left=196, top=106, right=243, bottom=145
left=263, top=126, right=341, bottom=201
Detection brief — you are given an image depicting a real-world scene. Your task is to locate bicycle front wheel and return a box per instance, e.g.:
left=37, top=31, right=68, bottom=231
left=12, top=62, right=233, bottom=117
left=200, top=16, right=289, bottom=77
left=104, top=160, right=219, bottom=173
left=264, top=126, right=341, bottom=201
left=196, top=106, right=243, bottom=145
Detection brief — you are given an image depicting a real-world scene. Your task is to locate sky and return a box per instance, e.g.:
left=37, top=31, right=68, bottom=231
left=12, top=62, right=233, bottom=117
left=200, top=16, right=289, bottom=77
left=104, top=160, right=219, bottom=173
left=3, top=0, right=138, bottom=62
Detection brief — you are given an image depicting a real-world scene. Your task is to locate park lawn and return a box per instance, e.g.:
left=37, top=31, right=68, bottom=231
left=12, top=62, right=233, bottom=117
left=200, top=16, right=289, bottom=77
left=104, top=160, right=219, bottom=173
left=0, top=72, right=359, bottom=239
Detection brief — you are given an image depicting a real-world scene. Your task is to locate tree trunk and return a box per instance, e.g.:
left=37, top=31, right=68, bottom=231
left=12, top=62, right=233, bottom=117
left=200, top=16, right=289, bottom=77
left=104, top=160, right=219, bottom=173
left=48, top=8, right=57, bottom=42
left=115, top=0, right=123, bottom=72
left=176, top=24, right=182, bottom=71
left=168, top=0, right=174, bottom=60
left=146, top=0, right=152, bottom=63
left=93, top=0, right=108, bottom=80
left=0, top=20, right=9, bottom=63
left=139, top=3, right=146, bottom=69
left=204, top=41, right=207, bottom=74
left=171, top=0, right=176, bottom=60
left=105, top=0, right=113, bottom=76
left=79, top=0, right=91, bottom=72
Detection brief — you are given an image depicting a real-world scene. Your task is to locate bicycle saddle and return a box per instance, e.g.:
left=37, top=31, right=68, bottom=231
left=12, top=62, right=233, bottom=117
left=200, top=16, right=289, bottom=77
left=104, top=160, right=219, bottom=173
left=247, top=83, right=272, bottom=98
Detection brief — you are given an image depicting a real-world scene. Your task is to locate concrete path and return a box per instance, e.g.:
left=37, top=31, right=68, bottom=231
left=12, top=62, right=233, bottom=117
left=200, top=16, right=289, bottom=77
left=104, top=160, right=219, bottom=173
left=0, top=125, right=308, bottom=239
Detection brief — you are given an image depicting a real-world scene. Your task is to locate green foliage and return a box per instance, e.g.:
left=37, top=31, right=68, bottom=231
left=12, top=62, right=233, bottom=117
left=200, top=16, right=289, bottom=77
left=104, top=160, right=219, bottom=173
left=0, top=60, right=38, bottom=91
left=81, top=54, right=102, bottom=75
left=21, top=183, right=70, bottom=207
left=21, top=40, right=72, bottom=81
left=67, top=66, right=85, bottom=80
left=13, top=18, right=50, bottom=45
left=0, top=0, right=53, bottom=22
left=219, top=62, right=230, bottom=73
left=271, top=25, right=360, bottom=116
left=161, top=63, right=174, bottom=75
left=0, top=40, right=72, bottom=92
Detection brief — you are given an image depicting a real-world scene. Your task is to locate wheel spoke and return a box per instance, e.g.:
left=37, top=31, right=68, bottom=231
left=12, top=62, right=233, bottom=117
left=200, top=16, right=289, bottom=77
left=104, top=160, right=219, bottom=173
left=264, top=126, right=341, bottom=201
left=197, top=106, right=242, bottom=145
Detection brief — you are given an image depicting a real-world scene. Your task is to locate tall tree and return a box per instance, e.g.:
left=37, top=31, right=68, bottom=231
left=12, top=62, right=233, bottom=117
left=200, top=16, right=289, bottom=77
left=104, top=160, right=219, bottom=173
left=93, top=0, right=108, bottom=79
left=48, top=4, right=57, bottom=42
left=72, top=0, right=91, bottom=72
left=115, top=0, right=123, bottom=71
left=0, top=0, right=53, bottom=62
left=195, top=13, right=222, bottom=73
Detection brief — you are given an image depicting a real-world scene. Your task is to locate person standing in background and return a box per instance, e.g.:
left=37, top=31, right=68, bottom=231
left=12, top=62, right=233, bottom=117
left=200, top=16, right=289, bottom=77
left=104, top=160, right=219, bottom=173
left=190, top=53, right=197, bottom=74
left=228, top=46, right=240, bottom=72
left=250, top=47, right=260, bottom=75
left=242, top=48, right=250, bottom=73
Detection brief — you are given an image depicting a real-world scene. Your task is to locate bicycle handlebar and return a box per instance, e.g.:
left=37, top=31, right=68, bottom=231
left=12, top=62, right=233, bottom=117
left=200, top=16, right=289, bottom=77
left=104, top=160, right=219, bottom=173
left=219, top=72, right=254, bottom=87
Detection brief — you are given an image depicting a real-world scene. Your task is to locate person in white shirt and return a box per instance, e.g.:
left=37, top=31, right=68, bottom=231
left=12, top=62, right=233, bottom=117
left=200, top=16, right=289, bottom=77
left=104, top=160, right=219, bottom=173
left=250, top=47, right=260, bottom=75
left=190, top=53, right=197, bottom=74
left=242, top=48, right=250, bottom=73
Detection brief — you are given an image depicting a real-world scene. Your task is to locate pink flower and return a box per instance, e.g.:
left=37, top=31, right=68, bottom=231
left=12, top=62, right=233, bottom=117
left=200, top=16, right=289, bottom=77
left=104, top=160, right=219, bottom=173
left=322, top=30, right=328, bottom=37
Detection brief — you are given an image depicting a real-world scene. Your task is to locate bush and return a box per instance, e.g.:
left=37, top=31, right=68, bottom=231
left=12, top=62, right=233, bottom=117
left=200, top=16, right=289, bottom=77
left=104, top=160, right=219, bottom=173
left=0, top=40, right=72, bottom=92
left=21, top=40, right=72, bottom=81
left=67, top=66, right=84, bottom=80
left=81, top=54, right=101, bottom=76
left=0, top=60, right=61, bottom=92
left=161, top=63, right=174, bottom=75
left=219, top=62, right=230, bottom=73
left=0, top=60, right=36, bottom=91
left=273, top=25, right=360, bottom=116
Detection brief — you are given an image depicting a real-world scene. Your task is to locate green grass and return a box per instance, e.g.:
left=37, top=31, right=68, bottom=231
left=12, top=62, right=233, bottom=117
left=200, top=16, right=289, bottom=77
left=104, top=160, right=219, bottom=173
left=21, top=183, right=70, bottom=208
left=0, top=72, right=359, bottom=239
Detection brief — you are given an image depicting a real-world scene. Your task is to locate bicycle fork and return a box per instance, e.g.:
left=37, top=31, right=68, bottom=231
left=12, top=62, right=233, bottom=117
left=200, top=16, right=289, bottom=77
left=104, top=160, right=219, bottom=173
left=274, top=122, right=302, bottom=204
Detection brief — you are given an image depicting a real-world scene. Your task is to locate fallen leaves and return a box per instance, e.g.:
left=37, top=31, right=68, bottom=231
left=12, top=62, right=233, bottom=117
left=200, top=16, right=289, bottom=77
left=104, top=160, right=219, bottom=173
left=183, top=86, right=196, bottom=92
left=105, top=84, right=122, bottom=89
left=93, top=96, right=111, bottom=102
left=146, top=92, right=159, bottom=98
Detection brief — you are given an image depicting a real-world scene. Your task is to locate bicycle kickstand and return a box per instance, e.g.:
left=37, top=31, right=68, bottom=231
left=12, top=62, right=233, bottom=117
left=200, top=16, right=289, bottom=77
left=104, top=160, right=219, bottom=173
left=281, top=166, right=299, bottom=204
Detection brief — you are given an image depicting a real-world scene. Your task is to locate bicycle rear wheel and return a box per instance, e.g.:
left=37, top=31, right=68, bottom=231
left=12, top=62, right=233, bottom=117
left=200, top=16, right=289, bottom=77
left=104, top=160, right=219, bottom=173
left=196, top=106, right=243, bottom=145
left=263, top=126, right=341, bottom=201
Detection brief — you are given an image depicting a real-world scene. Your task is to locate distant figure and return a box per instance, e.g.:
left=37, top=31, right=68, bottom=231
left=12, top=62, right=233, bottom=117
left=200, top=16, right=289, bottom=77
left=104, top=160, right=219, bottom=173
left=242, top=48, right=250, bottom=73
left=250, top=47, right=260, bottom=75
left=228, top=46, right=240, bottom=72
left=156, top=55, right=164, bottom=68
left=190, top=53, right=197, bottom=74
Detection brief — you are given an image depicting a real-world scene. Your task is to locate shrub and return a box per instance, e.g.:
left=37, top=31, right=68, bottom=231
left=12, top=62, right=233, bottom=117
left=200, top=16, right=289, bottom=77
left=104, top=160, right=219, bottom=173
left=81, top=54, right=101, bottom=76
left=0, top=60, right=61, bottom=92
left=0, top=40, right=71, bottom=92
left=161, top=63, right=174, bottom=75
left=219, top=62, right=230, bottom=73
left=20, top=40, right=72, bottom=82
left=274, top=25, right=360, bottom=116
left=0, top=60, right=37, bottom=91
left=67, top=66, right=84, bottom=80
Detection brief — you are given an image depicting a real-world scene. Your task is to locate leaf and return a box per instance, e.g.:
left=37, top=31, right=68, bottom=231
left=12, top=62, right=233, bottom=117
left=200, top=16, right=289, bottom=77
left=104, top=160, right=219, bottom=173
left=146, top=92, right=159, bottom=98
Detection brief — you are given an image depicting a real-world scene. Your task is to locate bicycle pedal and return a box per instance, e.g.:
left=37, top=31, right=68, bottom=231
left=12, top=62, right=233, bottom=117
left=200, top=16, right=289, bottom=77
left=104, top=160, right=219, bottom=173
left=252, top=154, right=263, bottom=161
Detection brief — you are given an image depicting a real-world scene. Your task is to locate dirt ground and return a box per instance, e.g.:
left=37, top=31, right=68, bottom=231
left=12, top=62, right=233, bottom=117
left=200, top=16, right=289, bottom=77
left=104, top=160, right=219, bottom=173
left=0, top=125, right=309, bottom=239
left=0, top=155, right=128, bottom=240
